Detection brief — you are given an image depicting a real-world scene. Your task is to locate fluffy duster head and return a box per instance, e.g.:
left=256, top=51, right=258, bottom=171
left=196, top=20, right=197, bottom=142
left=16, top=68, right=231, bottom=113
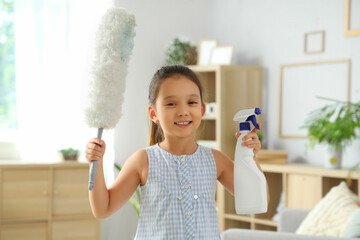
left=85, top=7, right=136, bottom=129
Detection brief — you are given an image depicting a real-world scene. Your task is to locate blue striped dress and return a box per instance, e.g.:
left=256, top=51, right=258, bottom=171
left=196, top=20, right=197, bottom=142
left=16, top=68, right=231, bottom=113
left=134, top=144, right=221, bottom=240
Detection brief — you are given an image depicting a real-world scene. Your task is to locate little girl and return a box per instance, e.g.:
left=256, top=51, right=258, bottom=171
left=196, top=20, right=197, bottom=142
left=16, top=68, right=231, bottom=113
left=85, top=65, right=267, bottom=239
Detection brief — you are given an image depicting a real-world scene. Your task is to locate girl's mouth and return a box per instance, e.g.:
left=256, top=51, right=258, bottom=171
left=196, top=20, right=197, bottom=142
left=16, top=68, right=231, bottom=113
left=175, top=121, right=192, bottom=126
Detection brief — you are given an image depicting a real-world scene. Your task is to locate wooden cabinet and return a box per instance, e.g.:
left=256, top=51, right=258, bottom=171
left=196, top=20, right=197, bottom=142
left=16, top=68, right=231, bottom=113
left=52, top=168, right=92, bottom=217
left=188, top=65, right=263, bottom=232
left=0, top=162, right=100, bottom=240
left=51, top=219, right=99, bottom=240
left=1, top=222, right=48, bottom=240
left=223, top=163, right=360, bottom=232
left=2, top=168, right=50, bottom=220
left=286, top=173, right=322, bottom=209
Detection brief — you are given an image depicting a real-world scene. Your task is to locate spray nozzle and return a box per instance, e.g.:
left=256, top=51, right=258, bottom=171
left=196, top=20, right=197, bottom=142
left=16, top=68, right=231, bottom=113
left=233, top=107, right=262, bottom=131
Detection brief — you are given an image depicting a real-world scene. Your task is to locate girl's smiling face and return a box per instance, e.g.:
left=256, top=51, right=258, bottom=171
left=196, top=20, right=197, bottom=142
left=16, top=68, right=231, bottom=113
left=148, top=76, right=206, bottom=141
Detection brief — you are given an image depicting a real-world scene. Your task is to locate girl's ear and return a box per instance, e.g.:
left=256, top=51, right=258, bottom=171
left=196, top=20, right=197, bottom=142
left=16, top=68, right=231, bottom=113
left=148, top=105, right=159, bottom=124
left=201, top=103, right=206, bottom=117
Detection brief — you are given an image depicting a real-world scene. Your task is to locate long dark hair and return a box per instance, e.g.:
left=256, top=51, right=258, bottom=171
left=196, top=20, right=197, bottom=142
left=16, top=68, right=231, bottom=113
left=148, top=65, right=204, bottom=146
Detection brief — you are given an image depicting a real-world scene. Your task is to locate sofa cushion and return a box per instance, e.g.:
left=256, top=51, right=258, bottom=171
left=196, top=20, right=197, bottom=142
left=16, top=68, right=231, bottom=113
left=343, top=207, right=360, bottom=238
left=278, top=208, right=310, bottom=233
left=296, top=181, right=359, bottom=237
left=222, top=228, right=355, bottom=240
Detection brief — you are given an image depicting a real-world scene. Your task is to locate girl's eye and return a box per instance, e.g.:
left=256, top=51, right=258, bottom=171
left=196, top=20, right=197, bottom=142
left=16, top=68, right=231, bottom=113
left=166, top=103, right=175, bottom=106
left=189, top=101, right=198, bottom=105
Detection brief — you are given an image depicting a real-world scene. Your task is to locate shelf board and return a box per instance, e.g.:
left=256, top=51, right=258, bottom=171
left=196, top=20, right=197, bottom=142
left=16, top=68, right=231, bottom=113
left=52, top=214, right=95, bottom=221
left=224, top=214, right=277, bottom=227
left=224, top=213, right=252, bottom=223
left=202, top=116, right=217, bottom=120
left=253, top=218, right=278, bottom=227
left=196, top=140, right=218, bottom=149
left=1, top=218, right=48, bottom=224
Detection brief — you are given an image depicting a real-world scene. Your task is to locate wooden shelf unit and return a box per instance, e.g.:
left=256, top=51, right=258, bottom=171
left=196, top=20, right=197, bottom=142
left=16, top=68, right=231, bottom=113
left=222, top=163, right=360, bottom=232
left=0, top=162, right=100, bottom=240
left=188, top=64, right=263, bottom=232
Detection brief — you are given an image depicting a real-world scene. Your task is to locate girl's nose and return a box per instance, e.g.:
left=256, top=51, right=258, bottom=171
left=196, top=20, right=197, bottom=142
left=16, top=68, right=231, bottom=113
left=177, top=105, right=189, bottom=116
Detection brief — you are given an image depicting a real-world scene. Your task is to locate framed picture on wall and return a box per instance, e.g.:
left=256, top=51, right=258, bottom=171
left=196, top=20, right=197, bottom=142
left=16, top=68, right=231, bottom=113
left=279, top=59, right=351, bottom=138
left=198, top=39, right=217, bottom=65
left=209, top=46, right=234, bottom=65
left=304, top=30, right=325, bottom=54
left=344, top=0, right=360, bottom=37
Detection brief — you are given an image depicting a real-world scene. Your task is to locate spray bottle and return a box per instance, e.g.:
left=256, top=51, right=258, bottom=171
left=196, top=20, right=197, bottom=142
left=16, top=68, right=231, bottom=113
left=233, top=107, right=267, bottom=214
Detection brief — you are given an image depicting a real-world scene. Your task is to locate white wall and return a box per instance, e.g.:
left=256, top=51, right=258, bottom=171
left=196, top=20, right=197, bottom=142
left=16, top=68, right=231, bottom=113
left=105, top=0, right=360, bottom=239
left=208, top=0, right=360, bottom=167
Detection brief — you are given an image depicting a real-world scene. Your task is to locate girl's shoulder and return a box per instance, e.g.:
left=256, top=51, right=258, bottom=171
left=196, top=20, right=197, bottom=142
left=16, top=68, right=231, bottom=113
left=211, top=148, right=233, bottom=163
left=211, top=148, right=227, bottom=159
left=211, top=148, right=233, bottom=178
left=130, top=148, right=148, bottom=159
left=128, top=148, right=148, bottom=186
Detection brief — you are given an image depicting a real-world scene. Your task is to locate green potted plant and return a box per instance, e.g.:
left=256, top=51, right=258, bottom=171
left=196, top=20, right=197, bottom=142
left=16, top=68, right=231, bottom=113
left=59, top=148, right=79, bottom=161
left=114, top=162, right=140, bottom=218
left=165, top=37, right=197, bottom=65
left=301, top=97, right=360, bottom=169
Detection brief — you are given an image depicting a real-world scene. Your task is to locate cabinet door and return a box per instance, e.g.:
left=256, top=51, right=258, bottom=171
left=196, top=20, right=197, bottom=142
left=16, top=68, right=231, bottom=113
left=0, top=222, right=47, bottom=240
left=52, top=219, right=100, bottom=240
left=52, top=168, right=92, bottom=217
left=286, top=173, right=322, bottom=209
left=1, top=168, right=50, bottom=220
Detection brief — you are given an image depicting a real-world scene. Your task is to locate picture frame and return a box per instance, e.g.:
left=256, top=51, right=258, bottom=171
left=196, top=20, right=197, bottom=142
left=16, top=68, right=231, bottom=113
left=279, top=59, right=351, bottom=138
left=344, top=0, right=360, bottom=37
left=209, top=46, right=234, bottom=65
left=304, top=30, right=325, bottom=54
left=197, top=39, right=218, bottom=65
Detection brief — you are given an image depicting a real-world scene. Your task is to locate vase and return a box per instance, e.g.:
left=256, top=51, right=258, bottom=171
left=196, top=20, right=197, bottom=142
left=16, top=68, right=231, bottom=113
left=324, top=147, right=342, bottom=169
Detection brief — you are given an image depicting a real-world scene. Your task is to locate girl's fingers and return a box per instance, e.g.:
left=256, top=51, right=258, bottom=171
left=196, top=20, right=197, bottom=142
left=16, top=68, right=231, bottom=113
left=85, top=150, right=102, bottom=160
left=242, top=143, right=260, bottom=149
left=86, top=142, right=105, bottom=153
left=242, top=132, right=258, bottom=141
left=85, top=148, right=102, bottom=157
left=251, top=122, right=262, bottom=133
left=89, top=138, right=105, bottom=147
left=245, top=144, right=259, bottom=149
left=85, top=139, right=106, bottom=163
left=242, top=138, right=261, bottom=150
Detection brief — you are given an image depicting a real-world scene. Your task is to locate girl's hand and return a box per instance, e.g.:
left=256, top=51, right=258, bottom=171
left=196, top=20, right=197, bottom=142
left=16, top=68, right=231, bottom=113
left=235, top=122, right=262, bottom=155
left=85, top=138, right=106, bottom=165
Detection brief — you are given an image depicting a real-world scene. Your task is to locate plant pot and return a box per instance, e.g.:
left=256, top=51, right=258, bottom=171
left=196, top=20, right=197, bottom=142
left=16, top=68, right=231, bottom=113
left=324, top=147, right=342, bottom=169
left=60, top=154, right=78, bottom=161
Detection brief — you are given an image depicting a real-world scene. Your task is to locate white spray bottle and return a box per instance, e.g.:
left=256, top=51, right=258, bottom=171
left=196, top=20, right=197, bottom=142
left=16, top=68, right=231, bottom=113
left=233, top=107, right=267, bottom=214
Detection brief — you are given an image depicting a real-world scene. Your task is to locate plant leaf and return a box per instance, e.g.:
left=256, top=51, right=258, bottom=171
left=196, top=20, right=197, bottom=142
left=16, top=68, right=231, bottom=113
left=129, top=197, right=140, bottom=218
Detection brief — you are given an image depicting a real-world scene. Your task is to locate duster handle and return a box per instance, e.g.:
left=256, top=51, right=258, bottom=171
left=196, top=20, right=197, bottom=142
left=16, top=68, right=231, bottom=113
left=88, top=128, right=103, bottom=191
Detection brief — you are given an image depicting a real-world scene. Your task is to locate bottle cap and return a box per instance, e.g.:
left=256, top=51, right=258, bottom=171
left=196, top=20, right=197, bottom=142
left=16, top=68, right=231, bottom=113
left=239, top=122, right=251, bottom=131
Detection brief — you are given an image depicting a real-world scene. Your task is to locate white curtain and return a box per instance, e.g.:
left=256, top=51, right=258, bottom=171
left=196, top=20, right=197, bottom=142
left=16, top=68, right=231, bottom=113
left=14, top=0, right=114, bottom=183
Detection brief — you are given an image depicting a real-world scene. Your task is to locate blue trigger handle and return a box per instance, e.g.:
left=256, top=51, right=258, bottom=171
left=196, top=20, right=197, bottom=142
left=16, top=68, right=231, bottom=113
left=246, top=115, right=260, bottom=130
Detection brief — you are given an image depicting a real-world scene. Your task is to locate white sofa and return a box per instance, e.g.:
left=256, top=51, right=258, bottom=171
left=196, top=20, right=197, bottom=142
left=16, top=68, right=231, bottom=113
left=221, top=208, right=356, bottom=240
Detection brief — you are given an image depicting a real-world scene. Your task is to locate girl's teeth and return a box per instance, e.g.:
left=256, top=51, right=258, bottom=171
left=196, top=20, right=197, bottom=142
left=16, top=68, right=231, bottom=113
left=176, top=121, right=190, bottom=125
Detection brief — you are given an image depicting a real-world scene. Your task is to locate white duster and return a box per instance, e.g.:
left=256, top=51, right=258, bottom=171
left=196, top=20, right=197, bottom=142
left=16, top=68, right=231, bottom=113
left=85, top=7, right=136, bottom=190
left=85, top=7, right=136, bottom=129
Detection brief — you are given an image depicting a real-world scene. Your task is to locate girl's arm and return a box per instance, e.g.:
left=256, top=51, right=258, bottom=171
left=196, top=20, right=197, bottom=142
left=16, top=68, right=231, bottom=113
left=213, top=149, right=234, bottom=195
left=85, top=138, right=147, bottom=219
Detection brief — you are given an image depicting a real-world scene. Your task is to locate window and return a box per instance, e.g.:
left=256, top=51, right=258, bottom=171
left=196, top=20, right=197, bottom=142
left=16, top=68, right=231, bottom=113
left=0, top=0, right=17, bottom=131
left=0, top=0, right=111, bottom=160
